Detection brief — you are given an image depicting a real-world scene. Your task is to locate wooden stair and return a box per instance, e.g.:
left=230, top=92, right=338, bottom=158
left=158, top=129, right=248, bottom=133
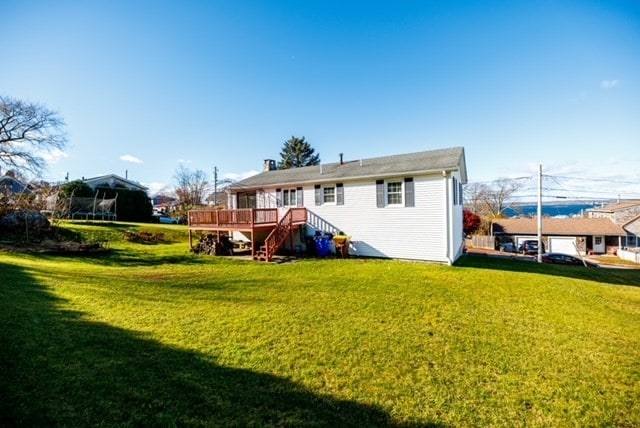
left=254, top=209, right=295, bottom=262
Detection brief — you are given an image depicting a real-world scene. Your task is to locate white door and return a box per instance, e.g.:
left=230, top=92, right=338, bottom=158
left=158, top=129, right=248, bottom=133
left=593, top=235, right=605, bottom=253
left=549, top=237, right=577, bottom=255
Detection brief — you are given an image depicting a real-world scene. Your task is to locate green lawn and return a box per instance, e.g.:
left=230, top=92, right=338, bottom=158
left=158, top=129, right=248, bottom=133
left=1, top=221, right=639, bottom=426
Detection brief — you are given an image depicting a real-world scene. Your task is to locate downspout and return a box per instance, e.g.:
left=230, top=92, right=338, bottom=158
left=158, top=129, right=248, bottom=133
left=443, top=171, right=453, bottom=265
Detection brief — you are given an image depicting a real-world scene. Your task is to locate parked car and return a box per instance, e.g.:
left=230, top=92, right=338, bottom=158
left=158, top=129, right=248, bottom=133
left=518, top=240, right=545, bottom=255
left=541, top=253, right=599, bottom=268
left=152, top=211, right=178, bottom=224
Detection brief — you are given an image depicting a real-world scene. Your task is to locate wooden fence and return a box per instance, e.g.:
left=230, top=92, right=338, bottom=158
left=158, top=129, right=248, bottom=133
left=470, top=235, right=495, bottom=250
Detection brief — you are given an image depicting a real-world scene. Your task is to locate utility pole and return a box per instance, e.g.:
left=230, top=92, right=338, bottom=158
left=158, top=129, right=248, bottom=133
left=213, top=166, right=218, bottom=207
left=537, top=164, right=543, bottom=263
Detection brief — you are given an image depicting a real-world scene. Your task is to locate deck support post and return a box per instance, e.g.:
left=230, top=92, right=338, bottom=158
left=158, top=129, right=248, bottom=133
left=288, top=215, right=294, bottom=253
left=250, top=230, right=255, bottom=259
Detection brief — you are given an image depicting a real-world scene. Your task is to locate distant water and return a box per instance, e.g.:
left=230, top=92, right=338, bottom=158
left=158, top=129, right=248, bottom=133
left=503, top=203, right=598, bottom=218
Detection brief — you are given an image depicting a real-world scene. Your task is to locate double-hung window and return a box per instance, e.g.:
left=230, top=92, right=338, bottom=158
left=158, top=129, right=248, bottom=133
left=277, top=187, right=303, bottom=207
left=314, top=183, right=344, bottom=205
left=386, top=181, right=403, bottom=205
left=376, top=178, right=414, bottom=208
left=323, top=186, right=335, bottom=204
left=282, top=188, right=297, bottom=207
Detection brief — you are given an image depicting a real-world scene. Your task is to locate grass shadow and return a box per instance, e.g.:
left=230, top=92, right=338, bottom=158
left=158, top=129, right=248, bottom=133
left=0, top=262, right=441, bottom=427
left=457, top=254, right=640, bottom=287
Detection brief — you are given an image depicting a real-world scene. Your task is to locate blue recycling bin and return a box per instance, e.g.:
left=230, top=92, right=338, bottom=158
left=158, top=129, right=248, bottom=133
left=314, top=236, right=330, bottom=257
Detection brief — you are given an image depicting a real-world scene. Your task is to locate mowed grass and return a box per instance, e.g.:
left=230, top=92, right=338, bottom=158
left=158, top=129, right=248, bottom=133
left=1, top=221, right=639, bottom=426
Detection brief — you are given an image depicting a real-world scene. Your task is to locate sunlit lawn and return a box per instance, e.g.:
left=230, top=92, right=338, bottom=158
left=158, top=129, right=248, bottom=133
left=1, top=221, right=639, bottom=426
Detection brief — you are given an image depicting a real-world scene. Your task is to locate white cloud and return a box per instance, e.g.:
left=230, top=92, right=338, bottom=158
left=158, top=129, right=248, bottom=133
left=177, top=159, right=193, bottom=164
left=144, top=182, right=168, bottom=196
left=223, top=170, right=259, bottom=181
left=120, top=154, right=142, bottom=164
left=40, top=148, right=69, bottom=163
left=600, top=79, right=619, bottom=89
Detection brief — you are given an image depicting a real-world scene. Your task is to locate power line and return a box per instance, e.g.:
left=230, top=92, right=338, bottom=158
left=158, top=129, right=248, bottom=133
left=465, top=176, right=534, bottom=185
left=545, top=174, right=640, bottom=185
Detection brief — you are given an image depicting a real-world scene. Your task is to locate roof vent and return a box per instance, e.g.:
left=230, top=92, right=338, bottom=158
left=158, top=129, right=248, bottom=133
left=339, top=153, right=344, bottom=165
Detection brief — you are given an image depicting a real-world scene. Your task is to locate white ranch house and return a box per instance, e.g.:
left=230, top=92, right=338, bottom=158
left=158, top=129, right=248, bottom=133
left=188, top=146, right=468, bottom=264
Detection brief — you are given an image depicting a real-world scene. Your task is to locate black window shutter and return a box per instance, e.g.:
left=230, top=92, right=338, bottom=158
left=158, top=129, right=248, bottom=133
left=459, top=182, right=463, bottom=205
left=376, top=180, right=384, bottom=208
left=314, top=185, right=322, bottom=206
left=297, top=187, right=303, bottom=207
left=275, top=189, right=282, bottom=207
left=404, top=178, right=414, bottom=207
left=336, top=183, right=344, bottom=205
left=452, top=177, right=457, bottom=206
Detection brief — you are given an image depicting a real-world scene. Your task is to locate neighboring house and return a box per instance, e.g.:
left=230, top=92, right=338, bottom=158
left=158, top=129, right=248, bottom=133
left=152, top=194, right=177, bottom=209
left=82, top=174, right=148, bottom=192
left=0, top=175, right=32, bottom=196
left=491, top=217, right=626, bottom=255
left=622, top=216, right=640, bottom=249
left=205, top=191, right=226, bottom=207
left=52, top=174, right=149, bottom=221
left=189, top=146, right=468, bottom=264
left=586, top=200, right=640, bottom=248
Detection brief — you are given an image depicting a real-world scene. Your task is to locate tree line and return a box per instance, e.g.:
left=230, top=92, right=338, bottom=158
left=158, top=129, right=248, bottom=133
left=1, top=94, right=323, bottom=217
left=2, top=93, right=519, bottom=231
left=168, top=136, right=320, bottom=210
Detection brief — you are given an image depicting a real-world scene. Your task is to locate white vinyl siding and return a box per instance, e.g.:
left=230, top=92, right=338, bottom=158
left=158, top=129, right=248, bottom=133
left=244, top=173, right=460, bottom=263
left=303, top=176, right=449, bottom=262
left=450, top=173, right=465, bottom=259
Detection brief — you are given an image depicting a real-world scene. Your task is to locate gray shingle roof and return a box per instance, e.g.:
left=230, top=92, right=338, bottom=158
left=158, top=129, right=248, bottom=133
left=229, top=146, right=466, bottom=190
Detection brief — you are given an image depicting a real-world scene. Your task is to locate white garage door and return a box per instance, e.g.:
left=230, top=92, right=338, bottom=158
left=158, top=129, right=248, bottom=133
left=549, top=237, right=577, bottom=255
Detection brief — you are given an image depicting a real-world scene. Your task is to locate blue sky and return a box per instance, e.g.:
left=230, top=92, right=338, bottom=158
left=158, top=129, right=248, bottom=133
left=3, top=0, right=639, bottom=199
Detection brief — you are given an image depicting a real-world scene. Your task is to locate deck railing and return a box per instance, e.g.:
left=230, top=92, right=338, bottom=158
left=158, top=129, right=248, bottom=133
left=188, top=208, right=278, bottom=228
left=289, top=207, right=308, bottom=224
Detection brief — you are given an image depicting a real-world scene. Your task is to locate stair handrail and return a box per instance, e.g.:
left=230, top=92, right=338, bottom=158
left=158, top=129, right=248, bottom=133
left=264, top=209, right=293, bottom=261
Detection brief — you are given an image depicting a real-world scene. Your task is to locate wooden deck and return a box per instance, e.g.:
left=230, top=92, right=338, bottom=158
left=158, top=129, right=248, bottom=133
left=188, top=208, right=279, bottom=231
left=188, top=208, right=308, bottom=260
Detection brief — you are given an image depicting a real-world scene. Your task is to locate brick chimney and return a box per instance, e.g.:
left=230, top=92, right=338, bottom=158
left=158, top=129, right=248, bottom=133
left=263, top=159, right=276, bottom=172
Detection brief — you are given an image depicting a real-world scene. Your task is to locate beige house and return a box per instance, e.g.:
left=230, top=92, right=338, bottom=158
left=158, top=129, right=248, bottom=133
left=491, top=217, right=626, bottom=255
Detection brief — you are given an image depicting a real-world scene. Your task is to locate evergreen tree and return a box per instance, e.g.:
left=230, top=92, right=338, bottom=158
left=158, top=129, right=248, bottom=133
left=59, top=180, right=94, bottom=197
left=278, top=136, right=320, bottom=169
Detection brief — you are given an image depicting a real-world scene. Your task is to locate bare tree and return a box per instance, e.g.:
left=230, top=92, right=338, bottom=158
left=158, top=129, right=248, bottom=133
left=465, top=179, right=522, bottom=218
left=174, top=165, right=209, bottom=207
left=463, top=182, right=490, bottom=215
left=0, top=96, right=67, bottom=175
left=483, top=178, right=522, bottom=217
